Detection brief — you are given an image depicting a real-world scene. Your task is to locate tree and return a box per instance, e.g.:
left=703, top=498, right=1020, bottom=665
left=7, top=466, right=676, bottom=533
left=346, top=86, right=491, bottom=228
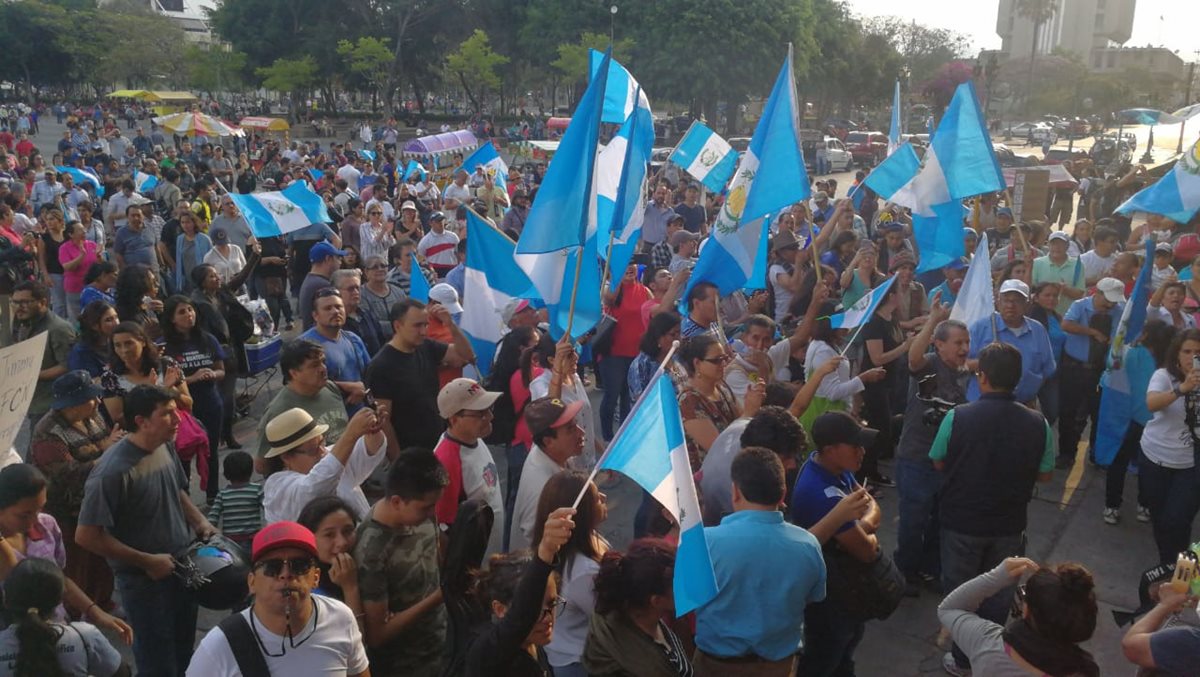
left=445, top=30, right=509, bottom=114
left=797, top=0, right=904, bottom=123
left=186, top=47, right=249, bottom=97
left=0, top=1, right=75, bottom=100
left=257, top=56, right=320, bottom=122
left=550, top=32, right=635, bottom=105
left=1016, top=0, right=1058, bottom=114
left=337, top=37, right=393, bottom=110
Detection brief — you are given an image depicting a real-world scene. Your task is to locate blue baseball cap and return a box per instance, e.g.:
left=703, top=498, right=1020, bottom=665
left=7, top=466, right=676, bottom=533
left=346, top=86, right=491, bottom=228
left=997, top=207, right=1013, bottom=218
left=308, top=241, right=347, bottom=263
left=963, top=228, right=979, bottom=240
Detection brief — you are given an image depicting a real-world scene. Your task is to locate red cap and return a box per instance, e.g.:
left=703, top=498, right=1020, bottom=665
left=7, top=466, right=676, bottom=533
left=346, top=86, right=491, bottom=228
left=251, top=521, right=318, bottom=563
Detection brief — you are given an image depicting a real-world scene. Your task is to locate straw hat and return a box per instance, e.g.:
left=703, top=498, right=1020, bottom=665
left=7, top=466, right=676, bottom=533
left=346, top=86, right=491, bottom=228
left=264, top=408, right=329, bottom=458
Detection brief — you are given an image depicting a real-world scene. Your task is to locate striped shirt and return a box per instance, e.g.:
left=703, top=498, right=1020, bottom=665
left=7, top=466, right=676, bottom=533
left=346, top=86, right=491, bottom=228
left=207, top=483, right=264, bottom=538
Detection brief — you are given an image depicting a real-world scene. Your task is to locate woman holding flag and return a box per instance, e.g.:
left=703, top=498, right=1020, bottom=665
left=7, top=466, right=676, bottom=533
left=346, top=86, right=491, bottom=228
left=800, top=303, right=888, bottom=448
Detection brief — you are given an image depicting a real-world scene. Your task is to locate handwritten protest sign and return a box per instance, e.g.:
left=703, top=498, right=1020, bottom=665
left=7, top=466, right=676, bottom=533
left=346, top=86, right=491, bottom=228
left=0, top=333, right=47, bottom=453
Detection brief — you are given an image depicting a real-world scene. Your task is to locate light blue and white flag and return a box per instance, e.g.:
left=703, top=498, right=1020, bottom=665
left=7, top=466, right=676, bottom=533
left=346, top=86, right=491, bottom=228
left=863, top=82, right=1003, bottom=272
left=949, top=232, right=992, bottom=327
left=515, top=50, right=612, bottom=339
left=688, top=46, right=810, bottom=297
left=599, top=370, right=719, bottom=615
left=55, top=166, right=104, bottom=198
left=227, top=182, right=331, bottom=238
left=595, top=87, right=654, bottom=291
left=461, top=210, right=535, bottom=376
left=403, top=160, right=428, bottom=182
left=307, top=168, right=323, bottom=184
left=357, top=149, right=377, bottom=163
left=863, top=144, right=921, bottom=199
left=668, top=121, right=739, bottom=193
left=133, top=170, right=158, bottom=194
left=1095, top=240, right=1155, bottom=466
left=460, top=141, right=509, bottom=191
left=408, top=252, right=430, bottom=303
left=1117, top=137, right=1200, bottom=224
left=588, top=49, right=651, bottom=124
left=830, top=276, right=897, bottom=330
left=888, top=80, right=903, bottom=156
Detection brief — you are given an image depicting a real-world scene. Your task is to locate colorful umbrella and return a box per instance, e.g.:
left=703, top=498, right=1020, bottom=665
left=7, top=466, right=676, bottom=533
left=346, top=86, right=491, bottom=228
left=239, top=116, right=290, bottom=132
left=1118, top=108, right=1183, bottom=126
left=152, top=111, right=238, bottom=137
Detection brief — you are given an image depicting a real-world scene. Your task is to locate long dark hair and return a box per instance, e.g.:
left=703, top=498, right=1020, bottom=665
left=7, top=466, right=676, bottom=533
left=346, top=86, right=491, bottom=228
left=638, top=312, right=680, bottom=358
left=486, top=325, right=537, bottom=394
left=593, top=538, right=676, bottom=616
left=1002, top=562, right=1099, bottom=677
left=110, top=321, right=160, bottom=377
left=1165, top=328, right=1200, bottom=382
left=113, top=263, right=155, bottom=322
left=0, top=464, right=46, bottom=510
left=519, top=332, right=556, bottom=387
left=161, top=295, right=202, bottom=346
left=4, top=558, right=67, bottom=677
left=531, top=471, right=604, bottom=563
left=78, top=300, right=114, bottom=349
left=1139, top=319, right=1176, bottom=367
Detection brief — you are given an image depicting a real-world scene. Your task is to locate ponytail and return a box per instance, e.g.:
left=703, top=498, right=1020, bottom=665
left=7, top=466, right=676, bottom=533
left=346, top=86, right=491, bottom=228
left=4, top=559, right=67, bottom=677
left=14, top=607, right=66, bottom=677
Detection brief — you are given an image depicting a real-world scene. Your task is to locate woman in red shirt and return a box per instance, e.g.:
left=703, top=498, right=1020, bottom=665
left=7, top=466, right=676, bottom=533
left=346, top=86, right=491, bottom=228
left=598, top=264, right=652, bottom=441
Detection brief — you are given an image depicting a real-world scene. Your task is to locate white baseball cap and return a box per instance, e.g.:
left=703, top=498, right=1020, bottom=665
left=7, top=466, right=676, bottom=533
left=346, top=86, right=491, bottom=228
left=429, top=283, right=463, bottom=315
left=1096, top=277, right=1127, bottom=304
left=998, top=279, right=1030, bottom=298
left=437, top=378, right=501, bottom=419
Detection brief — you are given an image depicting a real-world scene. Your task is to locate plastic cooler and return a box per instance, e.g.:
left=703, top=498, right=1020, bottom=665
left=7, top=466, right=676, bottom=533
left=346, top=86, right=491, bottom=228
left=244, top=334, right=282, bottom=376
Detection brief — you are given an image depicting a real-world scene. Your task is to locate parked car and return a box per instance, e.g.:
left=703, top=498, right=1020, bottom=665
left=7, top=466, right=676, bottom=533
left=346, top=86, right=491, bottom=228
left=1008, top=122, right=1058, bottom=144
left=900, top=133, right=930, bottom=149
left=993, top=143, right=1038, bottom=168
left=845, top=131, right=888, bottom=166
left=818, top=137, right=854, bottom=173
left=1043, top=149, right=1089, bottom=165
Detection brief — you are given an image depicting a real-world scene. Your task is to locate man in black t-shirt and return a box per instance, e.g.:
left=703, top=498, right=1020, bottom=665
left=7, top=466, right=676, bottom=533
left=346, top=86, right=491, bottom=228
left=365, top=298, right=474, bottom=455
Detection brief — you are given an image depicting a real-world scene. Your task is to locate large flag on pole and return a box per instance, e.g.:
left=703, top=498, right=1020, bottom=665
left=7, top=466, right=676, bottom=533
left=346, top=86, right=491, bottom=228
left=599, top=370, right=718, bottom=615
left=589, top=48, right=651, bottom=124
left=829, top=276, right=897, bottom=330
left=594, top=87, right=654, bottom=292
left=887, top=80, right=903, bottom=156
left=949, top=232, right=993, bottom=328
left=1094, top=240, right=1155, bottom=466
left=56, top=166, right=104, bottom=198
left=1116, top=137, right=1200, bottom=224
left=688, top=45, right=810, bottom=297
left=460, top=210, right=535, bottom=376
left=668, top=121, right=739, bottom=193
left=514, top=50, right=612, bottom=339
left=863, top=82, right=1003, bottom=273
left=227, top=182, right=331, bottom=238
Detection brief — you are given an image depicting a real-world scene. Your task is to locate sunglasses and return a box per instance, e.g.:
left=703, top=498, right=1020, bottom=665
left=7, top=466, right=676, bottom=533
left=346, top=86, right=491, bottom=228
left=255, top=556, right=315, bottom=578
left=701, top=354, right=731, bottom=365
left=369, top=211, right=383, bottom=215
left=315, top=287, right=342, bottom=299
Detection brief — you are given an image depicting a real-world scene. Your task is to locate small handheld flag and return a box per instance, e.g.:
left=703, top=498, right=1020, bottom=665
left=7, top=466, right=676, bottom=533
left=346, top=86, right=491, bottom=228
left=1116, top=137, right=1200, bottom=224
left=668, top=120, right=738, bottom=193
left=409, top=253, right=431, bottom=303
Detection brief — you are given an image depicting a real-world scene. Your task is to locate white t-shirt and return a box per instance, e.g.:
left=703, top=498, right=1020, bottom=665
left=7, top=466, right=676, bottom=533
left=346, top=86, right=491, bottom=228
left=530, top=371, right=597, bottom=470
left=418, top=230, right=460, bottom=270
left=434, top=434, right=504, bottom=556
left=1079, top=250, right=1116, bottom=283
left=335, top=164, right=361, bottom=187
left=262, top=435, right=386, bottom=523
left=443, top=182, right=472, bottom=206
left=545, top=551, right=600, bottom=667
left=186, top=595, right=369, bottom=677
left=1141, top=368, right=1197, bottom=468
left=725, top=339, right=793, bottom=405
left=509, top=445, right=564, bottom=552
left=769, top=263, right=794, bottom=323
left=0, top=621, right=122, bottom=677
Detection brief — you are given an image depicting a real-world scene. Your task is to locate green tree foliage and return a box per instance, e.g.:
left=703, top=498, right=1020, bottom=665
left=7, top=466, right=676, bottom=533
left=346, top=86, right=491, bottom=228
left=257, top=56, right=321, bottom=118
left=798, top=0, right=905, bottom=122
left=337, top=37, right=393, bottom=109
left=186, top=47, right=249, bottom=97
left=551, top=32, right=635, bottom=85
left=445, top=30, right=510, bottom=114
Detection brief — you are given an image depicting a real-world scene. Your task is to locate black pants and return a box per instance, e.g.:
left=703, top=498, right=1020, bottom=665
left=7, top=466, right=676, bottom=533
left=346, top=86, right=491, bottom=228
left=1105, top=422, right=1146, bottom=509
left=1138, top=450, right=1200, bottom=565
left=1058, top=356, right=1100, bottom=461
left=859, top=383, right=891, bottom=479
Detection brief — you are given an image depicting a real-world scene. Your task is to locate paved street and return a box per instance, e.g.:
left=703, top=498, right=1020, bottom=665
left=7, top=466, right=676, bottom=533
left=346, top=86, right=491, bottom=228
left=24, top=117, right=1173, bottom=674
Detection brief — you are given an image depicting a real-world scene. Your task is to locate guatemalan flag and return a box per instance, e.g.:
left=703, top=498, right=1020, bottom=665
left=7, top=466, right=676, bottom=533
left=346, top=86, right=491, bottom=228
left=668, top=121, right=738, bottom=193
left=599, top=370, right=718, bottom=615
left=1117, top=137, right=1200, bottom=224
left=403, top=160, right=428, bottom=182
left=830, top=276, right=897, bottom=330
left=55, top=166, right=104, bottom=198
left=865, top=81, right=1003, bottom=273
left=688, top=45, right=810, bottom=298
left=460, top=210, right=534, bottom=376
left=226, top=181, right=332, bottom=238
left=461, top=141, right=509, bottom=191
left=514, top=50, right=612, bottom=340
left=408, top=252, right=430, bottom=303
left=1094, top=240, right=1155, bottom=466
left=133, top=170, right=159, bottom=194
left=949, top=232, right=993, bottom=329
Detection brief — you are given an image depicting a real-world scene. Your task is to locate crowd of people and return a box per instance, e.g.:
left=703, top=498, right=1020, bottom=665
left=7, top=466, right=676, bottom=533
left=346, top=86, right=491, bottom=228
left=0, top=98, right=1196, bottom=676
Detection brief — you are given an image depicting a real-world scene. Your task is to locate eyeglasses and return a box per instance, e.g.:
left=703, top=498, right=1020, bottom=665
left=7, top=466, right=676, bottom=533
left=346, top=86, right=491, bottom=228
left=340, top=285, right=361, bottom=292
left=458, top=407, right=494, bottom=418
left=540, top=596, right=566, bottom=620
left=368, top=211, right=383, bottom=216
left=314, top=287, right=342, bottom=299
left=255, top=556, right=316, bottom=578
left=701, top=354, right=731, bottom=365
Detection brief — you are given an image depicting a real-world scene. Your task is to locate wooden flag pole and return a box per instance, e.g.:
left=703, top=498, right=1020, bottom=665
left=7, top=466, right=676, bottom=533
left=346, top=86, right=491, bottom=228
left=563, top=248, right=586, bottom=340
left=570, top=339, right=682, bottom=510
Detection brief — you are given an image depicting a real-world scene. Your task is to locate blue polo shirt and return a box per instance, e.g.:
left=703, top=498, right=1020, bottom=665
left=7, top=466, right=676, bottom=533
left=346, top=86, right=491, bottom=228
left=967, top=313, right=1057, bottom=404
left=1061, top=296, right=1123, bottom=363
left=694, top=510, right=825, bottom=660
left=790, top=458, right=859, bottom=536
left=298, top=328, right=371, bottom=415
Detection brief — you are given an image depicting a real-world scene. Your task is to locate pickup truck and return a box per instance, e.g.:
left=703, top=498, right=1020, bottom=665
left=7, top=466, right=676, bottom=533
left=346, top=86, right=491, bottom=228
left=845, top=131, right=888, bottom=167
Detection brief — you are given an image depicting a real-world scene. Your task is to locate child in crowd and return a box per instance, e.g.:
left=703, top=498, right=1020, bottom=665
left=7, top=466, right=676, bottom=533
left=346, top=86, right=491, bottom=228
left=206, top=451, right=264, bottom=551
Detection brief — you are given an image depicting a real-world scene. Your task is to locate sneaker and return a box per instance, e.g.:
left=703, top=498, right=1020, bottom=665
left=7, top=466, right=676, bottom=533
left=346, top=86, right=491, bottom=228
left=942, top=652, right=971, bottom=677
left=1103, top=507, right=1120, bottom=525
left=1137, top=505, right=1151, bottom=523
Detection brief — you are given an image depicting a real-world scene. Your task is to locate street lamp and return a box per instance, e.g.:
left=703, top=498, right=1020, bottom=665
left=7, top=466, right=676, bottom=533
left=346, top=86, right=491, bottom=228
left=610, top=5, right=618, bottom=45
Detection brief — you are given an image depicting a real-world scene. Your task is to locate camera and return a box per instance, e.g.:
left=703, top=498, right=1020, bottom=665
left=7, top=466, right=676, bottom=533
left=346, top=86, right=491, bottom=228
left=916, top=374, right=957, bottom=427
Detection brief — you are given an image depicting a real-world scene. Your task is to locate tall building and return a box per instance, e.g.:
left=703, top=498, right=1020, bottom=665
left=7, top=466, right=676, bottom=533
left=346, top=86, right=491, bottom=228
left=996, top=0, right=1135, bottom=60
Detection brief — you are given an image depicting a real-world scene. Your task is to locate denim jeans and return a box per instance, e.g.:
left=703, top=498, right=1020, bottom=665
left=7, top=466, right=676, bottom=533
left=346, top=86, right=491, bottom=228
left=1138, top=450, right=1200, bottom=565
left=893, top=457, right=942, bottom=580
left=116, top=572, right=198, bottom=677
left=598, top=355, right=633, bottom=441
left=48, top=272, right=67, bottom=318
left=800, top=598, right=866, bottom=677
left=941, top=529, right=1025, bottom=669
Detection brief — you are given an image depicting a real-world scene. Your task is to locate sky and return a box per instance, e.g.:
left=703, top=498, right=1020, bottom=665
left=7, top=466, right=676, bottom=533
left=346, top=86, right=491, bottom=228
left=842, top=0, right=1199, bottom=61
